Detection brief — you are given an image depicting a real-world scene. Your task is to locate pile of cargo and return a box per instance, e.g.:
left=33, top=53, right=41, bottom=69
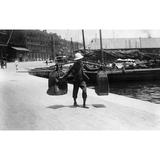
left=83, top=49, right=160, bottom=63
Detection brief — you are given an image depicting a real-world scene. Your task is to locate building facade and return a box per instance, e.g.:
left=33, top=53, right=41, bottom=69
left=24, top=30, right=53, bottom=61
left=0, top=30, right=81, bottom=62
left=88, top=37, right=160, bottom=50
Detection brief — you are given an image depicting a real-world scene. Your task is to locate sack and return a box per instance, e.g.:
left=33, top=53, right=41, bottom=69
left=47, top=71, right=68, bottom=96
left=47, top=85, right=60, bottom=95
left=47, top=84, right=67, bottom=95
left=48, top=71, right=59, bottom=88
left=95, top=71, right=109, bottom=96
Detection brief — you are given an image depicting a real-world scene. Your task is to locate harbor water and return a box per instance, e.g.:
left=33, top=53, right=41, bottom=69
left=109, top=80, right=160, bottom=104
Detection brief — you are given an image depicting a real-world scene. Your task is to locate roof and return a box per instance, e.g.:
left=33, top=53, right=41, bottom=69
left=0, top=44, right=8, bottom=47
left=12, top=47, right=29, bottom=52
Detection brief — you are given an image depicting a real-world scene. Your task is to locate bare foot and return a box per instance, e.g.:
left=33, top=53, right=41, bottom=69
left=74, top=102, right=79, bottom=107
left=83, top=105, right=89, bottom=109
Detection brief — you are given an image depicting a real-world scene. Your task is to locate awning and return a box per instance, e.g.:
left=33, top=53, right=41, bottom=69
left=0, top=44, right=8, bottom=47
left=12, top=47, right=29, bottom=52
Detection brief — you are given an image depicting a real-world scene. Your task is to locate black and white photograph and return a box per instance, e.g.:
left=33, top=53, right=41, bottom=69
left=1, top=29, right=160, bottom=130
left=1, top=1, right=160, bottom=160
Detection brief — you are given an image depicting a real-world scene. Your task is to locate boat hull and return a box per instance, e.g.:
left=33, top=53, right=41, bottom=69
left=107, top=68, right=160, bottom=82
left=29, top=67, right=160, bottom=84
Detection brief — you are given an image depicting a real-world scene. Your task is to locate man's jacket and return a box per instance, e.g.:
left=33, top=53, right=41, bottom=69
left=64, top=61, right=89, bottom=83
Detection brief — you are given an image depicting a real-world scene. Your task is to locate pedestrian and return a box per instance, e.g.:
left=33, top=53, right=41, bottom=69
left=45, top=59, right=48, bottom=65
left=3, top=59, right=7, bottom=69
left=1, top=59, right=4, bottom=69
left=61, top=52, right=89, bottom=108
left=15, top=59, right=19, bottom=71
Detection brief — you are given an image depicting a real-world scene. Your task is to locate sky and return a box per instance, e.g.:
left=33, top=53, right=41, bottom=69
left=48, top=30, right=160, bottom=45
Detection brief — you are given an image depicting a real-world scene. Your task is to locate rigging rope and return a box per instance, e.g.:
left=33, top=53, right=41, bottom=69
left=6, top=30, right=13, bottom=45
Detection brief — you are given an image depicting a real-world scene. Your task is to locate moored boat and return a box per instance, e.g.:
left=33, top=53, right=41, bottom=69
left=28, top=64, right=160, bottom=85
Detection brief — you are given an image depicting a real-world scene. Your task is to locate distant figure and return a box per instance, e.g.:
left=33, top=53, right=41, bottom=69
left=45, top=59, right=48, bottom=65
left=3, top=59, right=7, bottom=69
left=61, top=52, right=89, bottom=108
left=112, top=63, right=117, bottom=70
left=122, top=65, right=126, bottom=73
left=98, top=60, right=101, bottom=64
left=1, top=59, right=7, bottom=69
left=1, top=59, right=4, bottom=69
left=15, top=59, right=19, bottom=71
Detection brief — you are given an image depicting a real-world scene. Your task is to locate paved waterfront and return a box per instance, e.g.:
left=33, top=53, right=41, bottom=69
left=0, top=62, right=160, bottom=130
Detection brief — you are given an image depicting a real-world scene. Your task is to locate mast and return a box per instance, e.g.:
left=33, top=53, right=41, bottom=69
left=139, top=37, right=142, bottom=48
left=51, top=34, right=54, bottom=60
left=70, top=37, right=73, bottom=57
left=82, top=29, right=86, bottom=53
left=99, top=29, right=104, bottom=64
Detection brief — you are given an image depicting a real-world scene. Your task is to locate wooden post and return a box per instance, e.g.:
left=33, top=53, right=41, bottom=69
left=51, top=34, right=54, bottom=60
left=53, top=35, right=56, bottom=59
left=70, top=37, right=73, bottom=57
left=99, top=29, right=103, bottom=64
left=139, top=37, right=142, bottom=48
left=77, top=42, right=79, bottom=50
left=82, top=29, right=86, bottom=53
left=129, top=40, right=131, bottom=48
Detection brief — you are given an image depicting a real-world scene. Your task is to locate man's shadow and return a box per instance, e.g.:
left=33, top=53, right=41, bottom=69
left=47, top=105, right=75, bottom=109
left=92, top=104, right=106, bottom=108
left=47, top=104, right=106, bottom=109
